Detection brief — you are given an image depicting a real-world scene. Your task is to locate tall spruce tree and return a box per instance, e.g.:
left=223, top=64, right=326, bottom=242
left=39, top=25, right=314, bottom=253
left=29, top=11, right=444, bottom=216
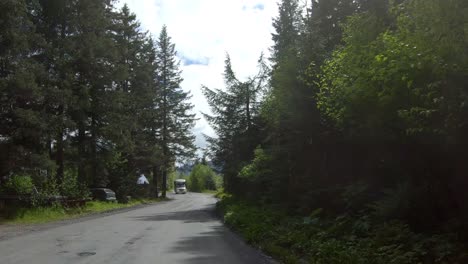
left=265, top=0, right=308, bottom=204
left=154, top=26, right=196, bottom=198
left=0, top=0, right=52, bottom=178
left=105, top=4, right=161, bottom=197
left=35, top=0, right=78, bottom=184
left=68, top=0, right=116, bottom=186
left=260, top=0, right=359, bottom=206
left=139, top=37, right=163, bottom=198
left=203, top=54, right=268, bottom=194
left=271, top=0, right=301, bottom=65
left=108, top=4, right=145, bottom=155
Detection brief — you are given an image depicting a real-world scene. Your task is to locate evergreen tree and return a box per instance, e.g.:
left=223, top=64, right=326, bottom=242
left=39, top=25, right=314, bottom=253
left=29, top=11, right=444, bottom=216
left=154, top=26, right=196, bottom=198
left=260, top=0, right=360, bottom=206
left=106, top=4, right=161, bottom=197
left=0, top=1, right=191, bottom=201
left=264, top=0, right=313, bottom=205
left=135, top=37, right=163, bottom=198
left=67, top=0, right=116, bottom=186
left=271, top=0, right=301, bottom=66
left=203, top=54, right=268, bottom=194
left=35, top=0, right=78, bottom=184
left=0, top=0, right=52, bottom=177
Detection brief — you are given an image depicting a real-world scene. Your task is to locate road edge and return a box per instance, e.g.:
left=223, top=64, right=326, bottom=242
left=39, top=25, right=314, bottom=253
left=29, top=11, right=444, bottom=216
left=0, top=199, right=170, bottom=241
left=212, top=196, right=280, bottom=264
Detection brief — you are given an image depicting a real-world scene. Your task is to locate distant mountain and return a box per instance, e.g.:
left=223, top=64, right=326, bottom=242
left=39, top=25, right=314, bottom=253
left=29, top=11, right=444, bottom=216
left=176, top=163, right=193, bottom=176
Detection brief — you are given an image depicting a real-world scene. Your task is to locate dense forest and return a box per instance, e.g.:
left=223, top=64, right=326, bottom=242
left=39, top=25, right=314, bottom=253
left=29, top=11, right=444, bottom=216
left=0, top=0, right=196, bottom=200
left=2, top=0, right=468, bottom=262
left=205, top=0, right=468, bottom=262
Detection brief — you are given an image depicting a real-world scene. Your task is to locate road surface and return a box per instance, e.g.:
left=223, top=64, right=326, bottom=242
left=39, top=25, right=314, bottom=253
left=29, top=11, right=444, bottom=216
left=0, top=193, right=272, bottom=264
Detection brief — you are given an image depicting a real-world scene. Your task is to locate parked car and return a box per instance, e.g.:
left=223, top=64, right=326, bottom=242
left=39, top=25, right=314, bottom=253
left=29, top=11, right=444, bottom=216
left=90, top=188, right=117, bottom=202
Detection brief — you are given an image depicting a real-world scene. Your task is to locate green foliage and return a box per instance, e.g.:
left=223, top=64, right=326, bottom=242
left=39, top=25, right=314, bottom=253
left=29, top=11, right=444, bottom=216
left=0, top=0, right=48, bottom=176
left=319, top=0, right=468, bottom=142
left=154, top=25, right=196, bottom=197
left=1, top=173, right=34, bottom=195
left=218, top=196, right=466, bottom=264
left=2, top=199, right=163, bottom=224
left=34, top=173, right=59, bottom=196
left=2, top=0, right=468, bottom=261
left=167, top=168, right=179, bottom=191
left=59, top=169, right=90, bottom=199
left=237, top=147, right=281, bottom=202
left=238, top=147, right=272, bottom=182
left=188, top=164, right=221, bottom=192
left=0, top=2, right=195, bottom=202
left=3, top=204, right=66, bottom=224
left=202, top=54, right=268, bottom=194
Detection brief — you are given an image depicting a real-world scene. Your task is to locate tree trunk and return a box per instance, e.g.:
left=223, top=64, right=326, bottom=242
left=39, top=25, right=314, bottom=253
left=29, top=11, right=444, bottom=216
left=153, top=166, right=159, bottom=198
left=162, top=162, right=167, bottom=198
left=91, top=115, right=98, bottom=186
left=162, top=61, right=168, bottom=198
left=56, top=22, right=66, bottom=185
left=56, top=127, right=64, bottom=184
left=78, top=122, right=86, bottom=184
left=246, top=83, right=251, bottom=130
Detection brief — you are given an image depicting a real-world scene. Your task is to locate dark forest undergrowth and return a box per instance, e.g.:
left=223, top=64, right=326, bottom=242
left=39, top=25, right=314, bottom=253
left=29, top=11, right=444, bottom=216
left=217, top=193, right=468, bottom=264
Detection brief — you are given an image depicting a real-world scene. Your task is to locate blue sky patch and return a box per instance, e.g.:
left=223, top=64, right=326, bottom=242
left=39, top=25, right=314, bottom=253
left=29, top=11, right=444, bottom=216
left=242, top=3, right=264, bottom=11
left=181, top=56, right=209, bottom=66
left=253, top=3, right=264, bottom=11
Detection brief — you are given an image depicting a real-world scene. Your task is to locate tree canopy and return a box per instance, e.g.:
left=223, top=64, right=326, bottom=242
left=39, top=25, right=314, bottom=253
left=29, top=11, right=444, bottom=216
left=0, top=1, right=195, bottom=200
left=203, top=0, right=468, bottom=254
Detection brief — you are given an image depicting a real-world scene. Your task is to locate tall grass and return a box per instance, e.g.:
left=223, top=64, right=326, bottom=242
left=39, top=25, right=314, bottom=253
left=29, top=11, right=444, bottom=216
left=1, top=199, right=163, bottom=224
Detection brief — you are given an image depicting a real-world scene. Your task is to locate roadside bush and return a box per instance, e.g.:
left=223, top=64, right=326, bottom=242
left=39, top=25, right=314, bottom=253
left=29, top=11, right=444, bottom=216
left=217, top=195, right=467, bottom=264
left=1, top=173, right=34, bottom=195
left=60, top=169, right=90, bottom=199
left=238, top=147, right=272, bottom=182
left=29, top=170, right=59, bottom=195
left=188, top=164, right=221, bottom=192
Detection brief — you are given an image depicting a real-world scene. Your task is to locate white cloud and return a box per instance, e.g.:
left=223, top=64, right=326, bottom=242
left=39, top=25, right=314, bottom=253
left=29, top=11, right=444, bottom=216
left=117, top=0, right=277, bottom=152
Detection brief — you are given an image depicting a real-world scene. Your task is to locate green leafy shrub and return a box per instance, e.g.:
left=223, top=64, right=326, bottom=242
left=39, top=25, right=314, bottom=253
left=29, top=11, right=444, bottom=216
left=217, top=194, right=466, bottom=264
left=60, top=168, right=90, bottom=199
left=214, top=189, right=229, bottom=200
left=1, top=173, right=34, bottom=195
left=188, top=164, right=221, bottom=192
left=238, top=147, right=272, bottom=182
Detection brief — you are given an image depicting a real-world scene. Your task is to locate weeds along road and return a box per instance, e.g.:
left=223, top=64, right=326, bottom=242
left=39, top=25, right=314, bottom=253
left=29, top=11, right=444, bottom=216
left=0, top=193, right=271, bottom=264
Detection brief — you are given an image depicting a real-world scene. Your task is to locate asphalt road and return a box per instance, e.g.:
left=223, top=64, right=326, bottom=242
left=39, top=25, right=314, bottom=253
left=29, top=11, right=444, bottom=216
left=0, top=193, right=272, bottom=264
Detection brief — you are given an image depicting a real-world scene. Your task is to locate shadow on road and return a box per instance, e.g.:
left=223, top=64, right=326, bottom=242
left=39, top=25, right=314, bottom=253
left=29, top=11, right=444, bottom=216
left=169, top=227, right=229, bottom=264
left=168, top=227, right=266, bottom=264
left=131, top=198, right=271, bottom=263
left=131, top=205, right=217, bottom=223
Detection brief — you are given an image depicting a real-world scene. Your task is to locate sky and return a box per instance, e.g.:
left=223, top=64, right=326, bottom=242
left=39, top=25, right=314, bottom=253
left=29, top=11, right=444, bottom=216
left=117, top=0, right=277, bottom=153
